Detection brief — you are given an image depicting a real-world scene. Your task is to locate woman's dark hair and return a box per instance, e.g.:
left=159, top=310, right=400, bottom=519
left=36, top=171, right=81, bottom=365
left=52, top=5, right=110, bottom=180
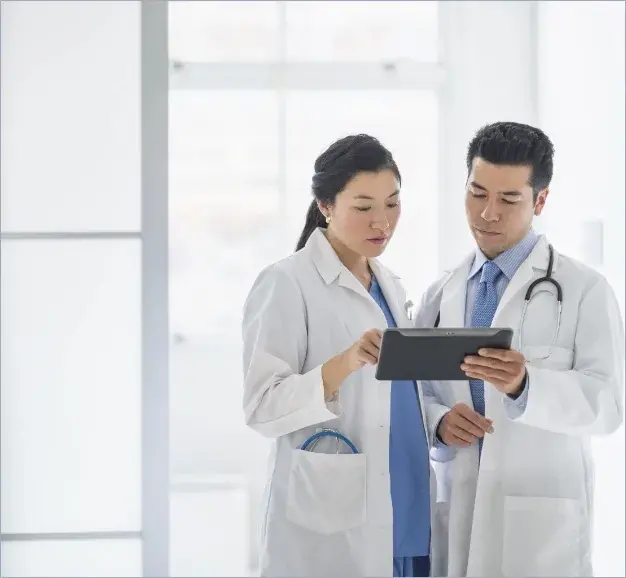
left=295, top=134, right=401, bottom=251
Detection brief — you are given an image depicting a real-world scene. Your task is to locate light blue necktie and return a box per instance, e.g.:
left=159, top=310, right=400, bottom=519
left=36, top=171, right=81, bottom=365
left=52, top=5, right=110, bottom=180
left=469, top=260, right=501, bottom=454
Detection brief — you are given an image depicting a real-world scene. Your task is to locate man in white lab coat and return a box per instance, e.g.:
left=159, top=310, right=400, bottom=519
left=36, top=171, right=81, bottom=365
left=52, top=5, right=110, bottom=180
left=415, top=121, right=624, bottom=577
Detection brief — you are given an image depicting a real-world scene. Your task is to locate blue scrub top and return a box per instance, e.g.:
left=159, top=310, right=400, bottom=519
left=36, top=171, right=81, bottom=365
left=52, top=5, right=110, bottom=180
left=369, top=276, right=431, bottom=558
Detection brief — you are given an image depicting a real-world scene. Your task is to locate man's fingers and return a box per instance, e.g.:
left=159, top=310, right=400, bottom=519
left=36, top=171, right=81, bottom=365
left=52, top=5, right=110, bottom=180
left=450, top=435, right=471, bottom=448
left=477, top=348, right=519, bottom=362
left=463, top=356, right=501, bottom=369
left=451, top=413, right=487, bottom=438
left=448, top=425, right=478, bottom=445
left=455, top=403, right=493, bottom=432
left=463, top=357, right=518, bottom=375
left=446, top=432, right=471, bottom=448
left=465, top=368, right=513, bottom=384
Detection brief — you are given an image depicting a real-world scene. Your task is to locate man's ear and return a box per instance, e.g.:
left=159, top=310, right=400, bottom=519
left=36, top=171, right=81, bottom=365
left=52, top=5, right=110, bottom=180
left=534, top=188, right=549, bottom=216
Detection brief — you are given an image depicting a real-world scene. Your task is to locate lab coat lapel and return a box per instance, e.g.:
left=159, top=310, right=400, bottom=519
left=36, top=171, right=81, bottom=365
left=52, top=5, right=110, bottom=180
left=492, top=236, right=554, bottom=325
left=307, top=228, right=375, bottom=304
left=369, top=259, right=410, bottom=328
left=306, top=228, right=387, bottom=339
left=440, top=253, right=473, bottom=328
left=482, top=237, right=558, bottom=462
left=440, top=253, right=475, bottom=409
left=336, top=269, right=375, bottom=304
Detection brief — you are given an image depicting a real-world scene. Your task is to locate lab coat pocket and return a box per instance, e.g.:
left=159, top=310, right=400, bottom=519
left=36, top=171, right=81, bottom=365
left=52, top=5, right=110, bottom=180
left=286, top=449, right=367, bottom=535
left=523, top=346, right=574, bottom=370
left=502, top=495, right=582, bottom=577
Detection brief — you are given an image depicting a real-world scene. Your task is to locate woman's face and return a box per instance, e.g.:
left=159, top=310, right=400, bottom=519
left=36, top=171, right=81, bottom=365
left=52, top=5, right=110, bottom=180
left=321, top=169, right=401, bottom=258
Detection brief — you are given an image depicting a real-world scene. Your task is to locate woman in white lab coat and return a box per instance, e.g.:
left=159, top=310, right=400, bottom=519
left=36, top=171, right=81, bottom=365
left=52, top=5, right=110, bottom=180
left=242, top=135, right=436, bottom=577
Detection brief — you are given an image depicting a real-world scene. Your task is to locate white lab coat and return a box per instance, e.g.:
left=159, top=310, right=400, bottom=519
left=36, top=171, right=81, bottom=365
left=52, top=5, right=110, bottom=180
left=242, top=228, right=438, bottom=577
left=414, top=235, right=624, bottom=577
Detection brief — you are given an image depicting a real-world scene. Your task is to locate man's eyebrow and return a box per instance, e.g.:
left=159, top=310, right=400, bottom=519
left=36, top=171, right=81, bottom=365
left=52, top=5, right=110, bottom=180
left=470, top=181, right=523, bottom=196
left=470, top=181, right=488, bottom=191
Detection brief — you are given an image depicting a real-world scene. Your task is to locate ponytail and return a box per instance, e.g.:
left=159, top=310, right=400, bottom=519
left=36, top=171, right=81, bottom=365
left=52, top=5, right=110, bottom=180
left=295, top=199, right=327, bottom=251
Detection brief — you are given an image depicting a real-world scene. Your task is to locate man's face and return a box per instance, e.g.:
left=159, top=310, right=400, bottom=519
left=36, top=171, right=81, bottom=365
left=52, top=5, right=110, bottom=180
left=465, top=157, right=549, bottom=259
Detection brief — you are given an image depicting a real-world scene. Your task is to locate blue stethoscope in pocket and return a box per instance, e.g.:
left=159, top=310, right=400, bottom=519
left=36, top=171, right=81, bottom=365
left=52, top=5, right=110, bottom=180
left=300, top=429, right=360, bottom=454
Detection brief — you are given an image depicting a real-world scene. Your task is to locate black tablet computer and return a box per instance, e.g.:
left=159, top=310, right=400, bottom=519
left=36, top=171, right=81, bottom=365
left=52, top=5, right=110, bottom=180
left=375, top=327, right=514, bottom=381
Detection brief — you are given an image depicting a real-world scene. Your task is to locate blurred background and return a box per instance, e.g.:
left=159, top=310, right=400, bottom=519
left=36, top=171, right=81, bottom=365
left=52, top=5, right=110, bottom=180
left=1, top=0, right=624, bottom=576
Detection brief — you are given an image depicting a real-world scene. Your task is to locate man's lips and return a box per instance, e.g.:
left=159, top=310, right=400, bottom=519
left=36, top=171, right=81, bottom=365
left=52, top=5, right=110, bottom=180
left=475, top=227, right=501, bottom=236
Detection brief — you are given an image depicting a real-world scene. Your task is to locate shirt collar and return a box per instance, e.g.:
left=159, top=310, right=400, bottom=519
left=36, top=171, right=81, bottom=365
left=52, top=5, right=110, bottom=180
left=468, top=228, right=539, bottom=281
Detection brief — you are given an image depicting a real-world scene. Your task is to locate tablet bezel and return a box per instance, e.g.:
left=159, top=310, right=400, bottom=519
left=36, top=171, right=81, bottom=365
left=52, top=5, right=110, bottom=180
left=374, top=327, right=514, bottom=381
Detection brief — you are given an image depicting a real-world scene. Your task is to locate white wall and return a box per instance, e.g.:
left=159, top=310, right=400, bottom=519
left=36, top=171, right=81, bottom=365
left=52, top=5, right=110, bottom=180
left=0, top=0, right=142, bottom=570
left=438, top=2, right=625, bottom=576
left=437, top=1, right=538, bottom=272
left=0, top=1, right=169, bottom=576
left=537, top=2, right=625, bottom=576
left=537, top=0, right=625, bottom=310
left=1, top=0, right=141, bottom=546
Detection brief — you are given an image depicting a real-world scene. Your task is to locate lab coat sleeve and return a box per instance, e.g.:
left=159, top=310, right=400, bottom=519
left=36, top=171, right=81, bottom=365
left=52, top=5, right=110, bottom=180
left=242, top=265, right=342, bottom=438
left=503, top=374, right=530, bottom=415
left=421, top=379, right=457, bottom=463
left=504, top=276, right=624, bottom=436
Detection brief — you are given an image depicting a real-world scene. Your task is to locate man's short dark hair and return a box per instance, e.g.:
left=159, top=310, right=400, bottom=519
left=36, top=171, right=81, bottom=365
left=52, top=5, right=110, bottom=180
left=466, top=121, right=555, bottom=202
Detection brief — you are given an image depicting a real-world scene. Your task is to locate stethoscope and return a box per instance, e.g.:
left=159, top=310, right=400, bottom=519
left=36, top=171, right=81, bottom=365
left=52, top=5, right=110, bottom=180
left=517, top=244, right=563, bottom=359
left=300, top=429, right=359, bottom=454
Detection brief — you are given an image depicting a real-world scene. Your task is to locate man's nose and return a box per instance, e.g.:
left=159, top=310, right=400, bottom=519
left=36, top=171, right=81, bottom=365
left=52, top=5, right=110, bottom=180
left=481, top=200, right=500, bottom=222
